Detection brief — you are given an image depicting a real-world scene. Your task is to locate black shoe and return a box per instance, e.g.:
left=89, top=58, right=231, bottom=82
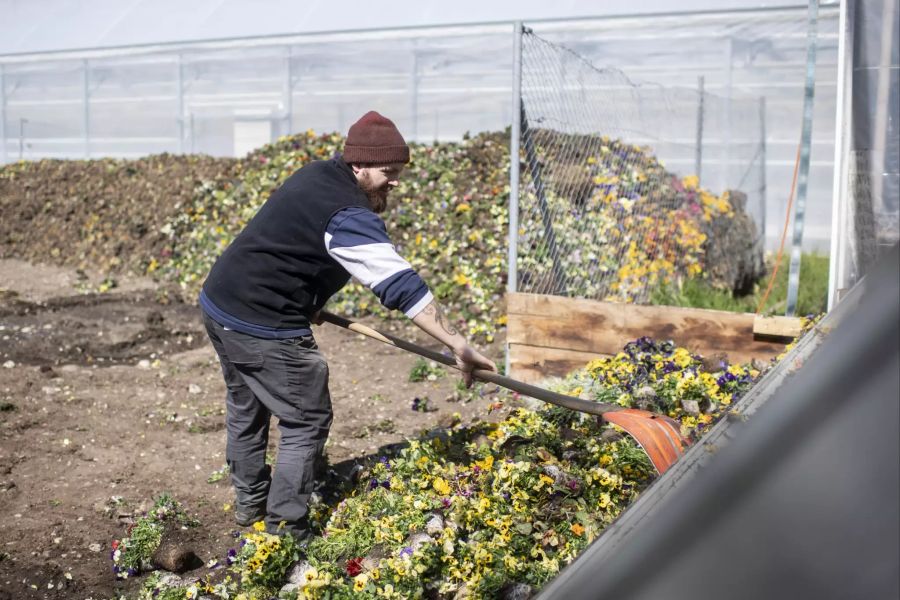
left=234, top=506, right=266, bottom=527
left=265, top=520, right=312, bottom=546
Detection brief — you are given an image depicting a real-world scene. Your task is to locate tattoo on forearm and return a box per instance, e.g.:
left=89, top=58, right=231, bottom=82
left=423, top=302, right=459, bottom=337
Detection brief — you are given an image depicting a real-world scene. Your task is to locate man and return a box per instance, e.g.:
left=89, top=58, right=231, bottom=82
left=200, top=111, right=496, bottom=540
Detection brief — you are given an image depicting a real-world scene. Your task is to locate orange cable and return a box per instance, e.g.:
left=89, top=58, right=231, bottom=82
left=755, top=144, right=802, bottom=316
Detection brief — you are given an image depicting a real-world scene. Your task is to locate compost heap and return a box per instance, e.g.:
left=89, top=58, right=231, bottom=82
left=521, top=129, right=765, bottom=302
left=0, top=154, right=236, bottom=275
left=116, top=332, right=795, bottom=600
left=0, top=129, right=763, bottom=343
left=0, top=131, right=785, bottom=598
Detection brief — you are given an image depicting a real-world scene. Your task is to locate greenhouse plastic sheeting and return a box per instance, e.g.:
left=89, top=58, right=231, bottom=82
left=848, top=0, right=899, bottom=281
left=0, top=6, right=839, bottom=250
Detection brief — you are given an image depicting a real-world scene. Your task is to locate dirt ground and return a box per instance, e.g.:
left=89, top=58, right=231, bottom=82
left=0, top=259, right=508, bottom=600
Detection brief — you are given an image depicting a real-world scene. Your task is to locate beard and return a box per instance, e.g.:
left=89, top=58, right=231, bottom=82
left=357, top=171, right=390, bottom=213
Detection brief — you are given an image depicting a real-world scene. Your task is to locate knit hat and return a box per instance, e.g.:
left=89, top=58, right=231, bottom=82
left=343, top=111, right=410, bottom=164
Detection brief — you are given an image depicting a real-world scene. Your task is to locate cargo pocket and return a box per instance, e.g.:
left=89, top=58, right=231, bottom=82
left=288, top=334, right=318, bottom=350
left=281, top=339, right=332, bottom=429
left=220, top=330, right=265, bottom=370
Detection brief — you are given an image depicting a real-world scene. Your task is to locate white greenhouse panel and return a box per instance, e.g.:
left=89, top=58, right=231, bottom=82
left=0, top=6, right=840, bottom=249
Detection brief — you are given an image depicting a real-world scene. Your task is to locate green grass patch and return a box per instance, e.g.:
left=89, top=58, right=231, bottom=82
left=651, top=253, right=829, bottom=316
left=408, top=358, right=446, bottom=383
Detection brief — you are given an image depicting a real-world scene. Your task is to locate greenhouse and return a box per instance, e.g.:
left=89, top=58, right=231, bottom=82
left=0, top=1, right=897, bottom=599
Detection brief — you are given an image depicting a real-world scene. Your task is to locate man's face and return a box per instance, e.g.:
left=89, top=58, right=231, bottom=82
left=353, top=163, right=405, bottom=213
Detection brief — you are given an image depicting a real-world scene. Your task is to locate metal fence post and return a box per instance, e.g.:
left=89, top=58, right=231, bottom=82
left=410, top=42, right=419, bottom=142
left=828, top=0, right=852, bottom=311
left=759, top=96, right=767, bottom=249
left=0, top=64, right=6, bottom=165
left=507, top=20, right=523, bottom=375
left=176, top=54, right=185, bottom=153
left=870, top=0, right=896, bottom=213
left=82, top=58, right=90, bottom=158
left=695, top=75, right=704, bottom=180
left=18, top=118, right=26, bottom=160
left=520, top=102, right=567, bottom=295
left=724, top=37, right=734, bottom=190
left=284, top=46, right=293, bottom=136
left=786, top=0, right=820, bottom=316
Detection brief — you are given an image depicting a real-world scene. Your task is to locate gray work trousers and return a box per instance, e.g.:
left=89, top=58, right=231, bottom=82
left=202, top=311, right=332, bottom=538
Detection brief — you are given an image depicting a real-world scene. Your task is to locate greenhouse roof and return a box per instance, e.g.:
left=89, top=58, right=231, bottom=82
left=1, top=0, right=830, bottom=57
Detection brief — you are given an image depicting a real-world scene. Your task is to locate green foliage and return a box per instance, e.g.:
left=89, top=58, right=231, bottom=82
left=651, top=253, right=829, bottom=316
left=111, top=494, right=199, bottom=578
left=408, top=358, right=446, bottom=383
left=234, top=524, right=303, bottom=594
left=152, top=129, right=759, bottom=344
left=157, top=131, right=510, bottom=344
left=129, top=331, right=808, bottom=599
left=138, top=573, right=194, bottom=600
left=207, top=464, right=229, bottom=484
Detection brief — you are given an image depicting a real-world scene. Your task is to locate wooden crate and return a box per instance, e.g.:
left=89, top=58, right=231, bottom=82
left=507, top=293, right=792, bottom=384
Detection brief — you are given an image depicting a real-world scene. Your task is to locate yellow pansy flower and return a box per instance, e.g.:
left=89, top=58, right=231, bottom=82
left=433, top=477, right=451, bottom=495
left=454, top=273, right=470, bottom=286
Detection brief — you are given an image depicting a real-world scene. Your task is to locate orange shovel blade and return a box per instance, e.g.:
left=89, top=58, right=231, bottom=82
left=603, top=409, right=689, bottom=474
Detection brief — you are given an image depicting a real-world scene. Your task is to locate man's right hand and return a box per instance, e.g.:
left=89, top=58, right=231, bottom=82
left=411, top=299, right=497, bottom=387
left=453, top=344, right=497, bottom=388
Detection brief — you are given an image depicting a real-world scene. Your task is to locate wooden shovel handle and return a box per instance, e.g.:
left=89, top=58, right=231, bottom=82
left=319, top=311, right=624, bottom=416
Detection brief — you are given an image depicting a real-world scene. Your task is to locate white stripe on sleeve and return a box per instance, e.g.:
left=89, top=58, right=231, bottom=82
left=325, top=233, right=414, bottom=288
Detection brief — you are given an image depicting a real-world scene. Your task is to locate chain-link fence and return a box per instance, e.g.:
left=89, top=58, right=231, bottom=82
left=512, top=27, right=766, bottom=304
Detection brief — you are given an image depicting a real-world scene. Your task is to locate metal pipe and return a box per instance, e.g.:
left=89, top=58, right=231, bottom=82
left=827, top=0, right=852, bottom=311
left=507, top=20, right=523, bottom=376
left=82, top=58, right=90, bottom=158
left=870, top=0, right=896, bottom=228
left=18, top=117, right=26, bottom=160
left=520, top=102, right=567, bottom=295
left=0, top=4, right=825, bottom=63
left=284, top=46, right=293, bottom=136
left=508, top=20, right=523, bottom=297
left=759, top=95, right=767, bottom=250
left=176, top=53, right=185, bottom=153
left=410, top=41, right=419, bottom=142
left=724, top=37, right=734, bottom=190
left=786, top=0, right=820, bottom=316
left=695, top=75, right=704, bottom=180
left=0, top=64, right=6, bottom=164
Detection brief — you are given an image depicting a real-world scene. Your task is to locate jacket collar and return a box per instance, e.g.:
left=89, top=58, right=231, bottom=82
left=332, top=153, right=373, bottom=210
left=333, top=153, right=358, bottom=185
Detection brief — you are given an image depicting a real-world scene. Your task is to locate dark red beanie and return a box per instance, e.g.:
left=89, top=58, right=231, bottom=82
left=343, top=111, right=410, bottom=164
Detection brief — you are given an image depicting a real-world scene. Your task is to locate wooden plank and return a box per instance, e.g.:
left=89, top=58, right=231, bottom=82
left=507, top=312, right=781, bottom=358
left=506, top=293, right=785, bottom=373
left=753, top=315, right=804, bottom=340
left=510, top=292, right=760, bottom=323
left=509, top=344, right=610, bottom=384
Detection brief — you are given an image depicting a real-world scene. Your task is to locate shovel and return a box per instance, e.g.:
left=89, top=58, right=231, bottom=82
left=320, top=311, right=689, bottom=474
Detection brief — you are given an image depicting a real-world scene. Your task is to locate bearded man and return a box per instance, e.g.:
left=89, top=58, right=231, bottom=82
left=200, top=111, right=495, bottom=540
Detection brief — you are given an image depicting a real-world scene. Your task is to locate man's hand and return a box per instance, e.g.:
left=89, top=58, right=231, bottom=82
left=453, top=344, right=497, bottom=388
left=311, top=310, right=324, bottom=325
left=411, top=299, right=497, bottom=387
